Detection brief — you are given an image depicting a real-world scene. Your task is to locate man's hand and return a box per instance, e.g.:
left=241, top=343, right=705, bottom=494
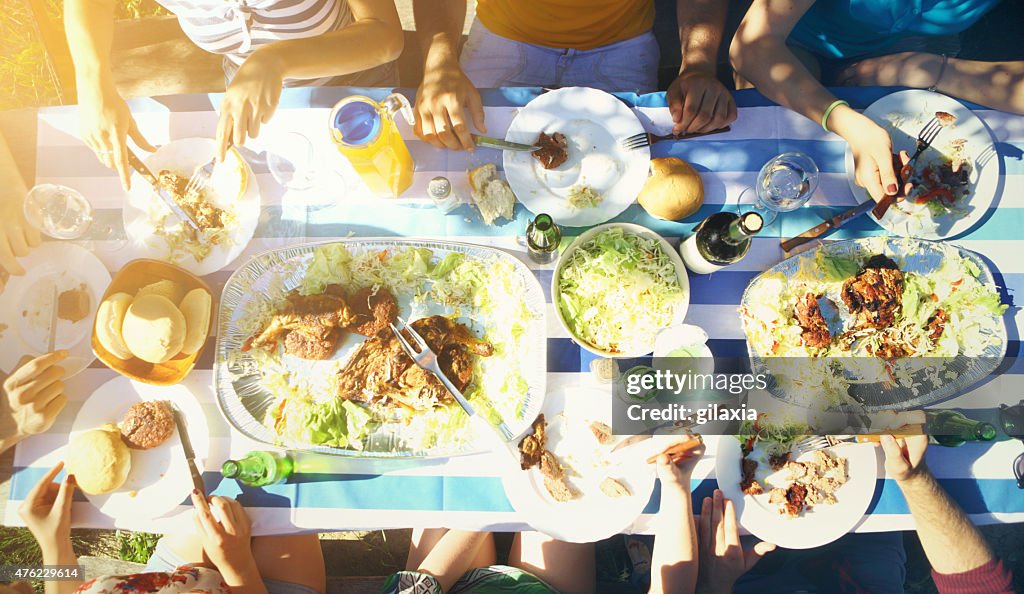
left=414, top=58, right=485, bottom=152
left=2, top=352, right=68, bottom=447
left=697, top=489, right=775, bottom=594
left=193, top=492, right=258, bottom=581
left=79, top=84, right=157, bottom=191
left=18, top=461, right=75, bottom=559
left=0, top=194, right=41, bottom=276
left=880, top=433, right=929, bottom=483
left=667, top=70, right=736, bottom=135
left=217, top=51, right=286, bottom=162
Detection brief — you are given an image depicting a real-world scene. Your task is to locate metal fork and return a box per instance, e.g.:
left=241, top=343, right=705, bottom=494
left=872, top=117, right=943, bottom=218
left=390, top=318, right=515, bottom=441
left=184, top=156, right=216, bottom=196
left=790, top=434, right=879, bottom=457
left=620, top=126, right=731, bottom=151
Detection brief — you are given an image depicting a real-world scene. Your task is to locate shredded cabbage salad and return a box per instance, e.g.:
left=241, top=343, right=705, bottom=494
left=231, top=243, right=538, bottom=453
left=557, top=227, right=686, bottom=354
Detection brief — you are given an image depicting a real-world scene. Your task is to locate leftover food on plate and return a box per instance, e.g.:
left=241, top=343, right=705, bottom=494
left=58, top=285, right=91, bottom=323
left=518, top=414, right=579, bottom=502
left=566, top=185, right=604, bottom=209
left=119, top=400, right=175, bottom=450
left=557, top=227, right=686, bottom=354
left=637, top=157, right=704, bottom=221
left=228, top=243, right=538, bottom=453
left=67, top=424, right=132, bottom=494
left=97, top=280, right=212, bottom=364
left=532, top=132, right=569, bottom=170
left=157, top=170, right=227, bottom=231
left=468, top=163, right=517, bottom=225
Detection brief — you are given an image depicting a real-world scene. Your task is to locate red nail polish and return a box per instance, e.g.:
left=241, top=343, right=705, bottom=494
left=887, top=184, right=897, bottom=194
left=192, top=489, right=199, bottom=495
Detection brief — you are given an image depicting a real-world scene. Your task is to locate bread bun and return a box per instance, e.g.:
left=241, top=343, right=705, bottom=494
left=122, top=294, right=186, bottom=364
left=178, top=288, right=212, bottom=355
left=637, top=157, right=704, bottom=221
left=96, top=292, right=134, bottom=360
left=66, top=424, right=131, bottom=494
left=135, top=279, right=184, bottom=305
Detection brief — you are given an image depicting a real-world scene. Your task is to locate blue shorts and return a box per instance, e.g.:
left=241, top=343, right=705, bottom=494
left=460, top=20, right=660, bottom=94
left=144, top=538, right=321, bottom=594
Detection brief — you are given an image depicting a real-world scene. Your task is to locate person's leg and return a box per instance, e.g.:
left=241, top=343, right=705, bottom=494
left=250, top=534, right=327, bottom=594
left=509, top=532, right=595, bottom=594
left=459, top=20, right=558, bottom=88
left=565, top=31, right=660, bottom=93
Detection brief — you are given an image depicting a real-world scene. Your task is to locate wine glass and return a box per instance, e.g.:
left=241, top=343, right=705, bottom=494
left=23, top=184, right=125, bottom=251
left=751, top=152, right=820, bottom=224
left=267, top=132, right=338, bottom=212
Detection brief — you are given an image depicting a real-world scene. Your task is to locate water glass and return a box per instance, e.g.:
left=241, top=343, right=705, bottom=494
left=754, top=152, right=820, bottom=223
left=267, top=132, right=317, bottom=191
left=23, top=184, right=93, bottom=240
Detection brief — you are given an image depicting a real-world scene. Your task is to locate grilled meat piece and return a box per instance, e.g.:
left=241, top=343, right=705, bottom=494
left=249, top=287, right=359, bottom=356
left=841, top=255, right=904, bottom=330
left=871, top=339, right=911, bottom=359
left=740, top=457, right=762, bottom=495
left=794, top=293, right=832, bottom=348
left=768, top=451, right=791, bottom=471
left=349, top=287, right=399, bottom=337
left=284, top=327, right=342, bottom=360
left=519, top=414, right=547, bottom=470
left=935, top=111, right=957, bottom=126
left=782, top=483, right=808, bottom=517
left=411, top=315, right=494, bottom=356
left=532, top=132, right=568, bottom=170
left=120, top=400, right=175, bottom=450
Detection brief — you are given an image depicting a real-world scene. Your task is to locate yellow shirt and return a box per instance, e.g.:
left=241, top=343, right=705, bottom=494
left=476, top=0, right=654, bottom=51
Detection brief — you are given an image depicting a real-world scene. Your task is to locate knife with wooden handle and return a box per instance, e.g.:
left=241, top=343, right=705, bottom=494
left=780, top=200, right=875, bottom=253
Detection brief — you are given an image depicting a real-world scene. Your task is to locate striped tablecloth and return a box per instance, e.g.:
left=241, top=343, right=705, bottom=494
left=4, top=86, right=1024, bottom=535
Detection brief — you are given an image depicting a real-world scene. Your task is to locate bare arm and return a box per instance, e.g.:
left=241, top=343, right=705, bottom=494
left=730, top=0, right=900, bottom=202
left=0, top=130, right=39, bottom=276
left=411, top=0, right=484, bottom=151
left=650, top=456, right=699, bottom=594
left=668, top=0, right=736, bottom=134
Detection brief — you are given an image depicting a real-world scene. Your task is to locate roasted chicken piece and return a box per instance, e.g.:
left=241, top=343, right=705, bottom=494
left=532, top=132, right=569, bottom=170
left=740, top=458, right=763, bottom=495
left=349, top=287, right=399, bottom=337
left=793, top=293, right=832, bottom=349
left=518, top=414, right=547, bottom=470
left=841, top=255, right=904, bottom=330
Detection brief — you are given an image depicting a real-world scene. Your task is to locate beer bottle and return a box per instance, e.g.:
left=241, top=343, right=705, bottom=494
left=222, top=450, right=294, bottom=487
left=926, top=410, right=997, bottom=447
left=526, top=213, right=561, bottom=264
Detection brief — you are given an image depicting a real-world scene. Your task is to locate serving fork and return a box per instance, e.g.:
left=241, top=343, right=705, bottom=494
left=620, top=126, right=731, bottom=151
left=872, top=116, right=944, bottom=218
left=390, top=317, right=515, bottom=442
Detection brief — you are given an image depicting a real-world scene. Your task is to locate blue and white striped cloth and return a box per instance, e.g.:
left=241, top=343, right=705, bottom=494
left=5, top=87, right=1023, bottom=535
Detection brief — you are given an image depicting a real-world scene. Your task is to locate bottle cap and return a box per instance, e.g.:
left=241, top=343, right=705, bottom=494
left=332, top=100, right=381, bottom=146
left=740, top=212, right=764, bottom=233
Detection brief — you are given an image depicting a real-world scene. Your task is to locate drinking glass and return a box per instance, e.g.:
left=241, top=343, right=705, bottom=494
left=23, top=184, right=94, bottom=240
left=267, top=132, right=317, bottom=191
left=753, top=152, right=820, bottom=224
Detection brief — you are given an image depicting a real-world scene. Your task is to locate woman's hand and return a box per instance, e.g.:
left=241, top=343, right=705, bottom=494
left=217, top=51, right=285, bottom=162
left=192, top=492, right=258, bottom=582
left=697, top=489, right=775, bottom=594
left=1, top=352, right=68, bottom=451
left=78, top=83, right=156, bottom=191
left=654, top=436, right=705, bottom=502
left=829, top=106, right=900, bottom=202
left=18, top=461, right=76, bottom=559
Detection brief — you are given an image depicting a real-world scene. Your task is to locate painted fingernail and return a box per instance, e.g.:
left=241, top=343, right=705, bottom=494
left=66, top=474, right=76, bottom=486
left=192, top=489, right=199, bottom=495
left=886, top=183, right=897, bottom=194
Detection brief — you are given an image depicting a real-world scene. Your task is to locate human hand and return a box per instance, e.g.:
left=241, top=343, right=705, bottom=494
left=0, top=192, right=41, bottom=276
left=217, top=50, right=285, bottom=162
left=697, top=489, right=775, bottom=594
left=78, top=83, right=157, bottom=191
left=2, top=352, right=68, bottom=446
left=880, top=433, right=929, bottom=483
left=667, top=70, right=736, bottom=136
left=654, top=436, right=705, bottom=501
left=838, top=111, right=900, bottom=202
left=414, top=56, right=485, bottom=152
left=192, top=492, right=257, bottom=581
left=17, top=461, right=75, bottom=558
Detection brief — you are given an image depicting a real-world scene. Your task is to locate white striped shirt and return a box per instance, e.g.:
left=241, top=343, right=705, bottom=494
left=155, top=0, right=353, bottom=86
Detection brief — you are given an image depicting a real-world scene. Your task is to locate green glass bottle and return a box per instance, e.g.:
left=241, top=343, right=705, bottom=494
left=926, top=410, right=997, bottom=447
left=526, top=213, right=561, bottom=264
left=221, top=450, right=294, bottom=487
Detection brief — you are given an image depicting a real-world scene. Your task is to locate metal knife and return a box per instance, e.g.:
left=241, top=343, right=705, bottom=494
left=780, top=200, right=875, bottom=253
left=125, top=149, right=202, bottom=237
left=472, top=135, right=540, bottom=152
left=46, top=281, right=59, bottom=353
left=171, top=404, right=205, bottom=494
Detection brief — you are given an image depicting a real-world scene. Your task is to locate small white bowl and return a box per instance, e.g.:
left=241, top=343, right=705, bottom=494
left=552, top=222, right=691, bottom=357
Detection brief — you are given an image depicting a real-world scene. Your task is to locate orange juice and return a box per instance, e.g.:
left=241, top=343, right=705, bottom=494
left=330, top=94, right=415, bottom=197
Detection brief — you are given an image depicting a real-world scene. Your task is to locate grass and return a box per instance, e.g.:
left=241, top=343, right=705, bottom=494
left=115, top=531, right=160, bottom=564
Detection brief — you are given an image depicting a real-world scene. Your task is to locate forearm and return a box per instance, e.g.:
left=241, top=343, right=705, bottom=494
left=63, top=0, right=116, bottom=97
left=940, top=58, right=1024, bottom=114
left=733, top=35, right=836, bottom=124
left=41, top=541, right=83, bottom=594
left=899, top=472, right=995, bottom=574
left=650, top=490, right=698, bottom=594
left=414, top=0, right=467, bottom=67
left=677, top=0, right=728, bottom=73
left=251, top=19, right=403, bottom=81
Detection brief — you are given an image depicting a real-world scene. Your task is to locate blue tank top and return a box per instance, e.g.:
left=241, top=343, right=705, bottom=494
left=789, top=0, right=1001, bottom=59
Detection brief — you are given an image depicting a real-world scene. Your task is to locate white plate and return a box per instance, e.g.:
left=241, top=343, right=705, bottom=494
left=69, top=377, right=209, bottom=522
left=552, top=223, right=690, bottom=357
left=843, top=90, right=999, bottom=239
left=715, top=437, right=878, bottom=549
left=0, top=243, right=110, bottom=376
left=124, top=138, right=261, bottom=276
left=502, top=387, right=657, bottom=543
left=504, top=87, right=650, bottom=227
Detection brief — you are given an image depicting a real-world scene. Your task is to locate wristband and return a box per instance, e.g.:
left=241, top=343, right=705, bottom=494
left=821, top=99, right=849, bottom=133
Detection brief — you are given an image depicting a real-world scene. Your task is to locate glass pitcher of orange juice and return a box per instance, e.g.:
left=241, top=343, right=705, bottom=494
left=329, top=93, right=415, bottom=197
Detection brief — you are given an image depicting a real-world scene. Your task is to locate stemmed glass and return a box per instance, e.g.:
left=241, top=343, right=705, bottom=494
left=23, top=184, right=125, bottom=251
left=749, top=152, right=820, bottom=224
left=267, top=132, right=338, bottom=211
